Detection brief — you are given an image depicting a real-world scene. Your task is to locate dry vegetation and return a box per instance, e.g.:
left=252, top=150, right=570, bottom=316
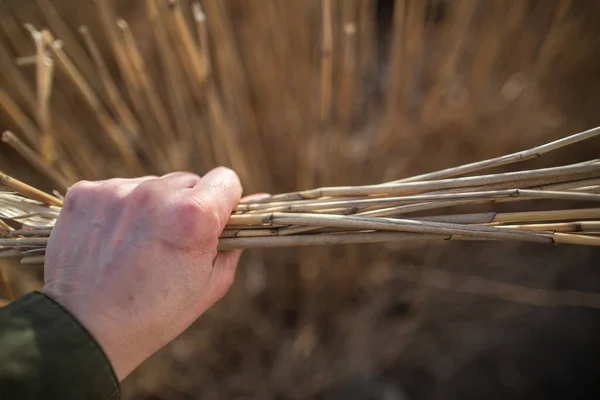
left=2, top=0, right=600, bottom=399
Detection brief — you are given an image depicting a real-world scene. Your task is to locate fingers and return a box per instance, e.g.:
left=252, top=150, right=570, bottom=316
left=188, top=167, right=243, bottom=233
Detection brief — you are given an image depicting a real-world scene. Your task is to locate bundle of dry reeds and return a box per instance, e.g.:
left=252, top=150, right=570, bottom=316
left=1, top=124, right=599, bottom=266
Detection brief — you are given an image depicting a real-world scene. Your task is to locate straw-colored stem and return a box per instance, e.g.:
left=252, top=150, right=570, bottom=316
left=237, top=189, right=600, bottom=214
left=34, top=0, right=109, bottom=104
left=10, top=229, right=52, bottom=237
left=552, top=233, right=600, bottom=246
left=35, top=31, right=56, bottom=164
left=227, top=212, right=553, bottom=243
left=0, top=42, right=36, bottom=114
left=165, top=0, right=208, bottom=85
left=500, top=221, right=600, bottom=234
left=147, top=1, right=196, bottom=170
left=2, top=131, right=69, bottom=191
left=248, top=161, right=600, bottom=202
left=0, top=265, right=15, bottom=302
left=116, top=20, right=176, bottom=144
left=391, top=125, right=600, bottom=183
left=79, top=25, right=141, bottom=140
left=492, top=208, right=600, bottom=224
left=92, top=0, right=146, bottom=116
left=0, top=238, right=49, bottom=247
left=0, top=89, right=40, bottom=147
left=320, top=0, right=333, bottom=125
left=192, top=2, right=211, bottom=77
left=42, top=31, right=142, bottom=173
left=0, top=172, right=62, bottom=207
left=218, top=232, right=447, bottom=250
left=414, top=208, right=600, bottom=226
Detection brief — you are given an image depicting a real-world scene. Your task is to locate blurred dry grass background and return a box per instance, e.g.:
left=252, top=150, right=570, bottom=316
left=2, top=0, right=600, bottom=398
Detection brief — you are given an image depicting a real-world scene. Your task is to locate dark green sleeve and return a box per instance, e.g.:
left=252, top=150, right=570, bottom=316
left=0, top=291, right=120, bottom=400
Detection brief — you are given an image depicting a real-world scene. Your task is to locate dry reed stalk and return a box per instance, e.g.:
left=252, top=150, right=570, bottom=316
left=92, top=0, right=145, bottom=110
left=2, top=131, right=69, bottom=191
left=0, top=265, right=15, bottom=302
left=24, top=24, right=56, bottom=163
left=146, top=0, right=196, bottom=170
left=202, top=0, right=272, bottom=193
left=78, top=25, right=141, bottom=141
left=0, top=172, right=62, bottom=207
left=116, top=19, right=177, bottom=149
left=34, top=0, right=109, bottom=105
left=164, top=0, right=208, bottom=85
left=192, top=2, right=211, bottom=78
left=320, top=0, right=334, bottom=125
left=0, top=89, right=39, bottom=147
left=39, top=30, right=143, bottom=174
left=0, top=42, right=36, bottom=114
left=390, top=125, right=600, bottom=183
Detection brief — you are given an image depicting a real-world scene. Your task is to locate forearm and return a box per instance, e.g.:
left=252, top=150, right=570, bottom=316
left=0, top=292, right=120, bottom=400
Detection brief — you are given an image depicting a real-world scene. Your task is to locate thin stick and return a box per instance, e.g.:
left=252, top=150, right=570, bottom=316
left=492, top=208, right=600, bottom=224
left=500, top=221, right=600, bottom=233
left=0, top=89, right=39, bottom=147
left=320, top=0, right=333, bottom=124
left=0, top=265, right=15, bottom=302
left=0, top=238, right=49, bottom=247
left=2, top=131, right=69, bottom=191
left=192, top=2, right=211, bottom=77
left=146, top=1, right=196, bottom=170
left=237, top=189, right=600, bottom=214
left=218, top=232, right=446, bottom=250
left=0, top=172, right=62, bottom=207
left=34, top=0, right=109, bottom=104
left=248, top=162, right=600, bottom=202
left=416, top=209, right=600, bottom=225
left=79, top=25, right=141, bottom=140
left=227, top=212, right=553, bottom=243
left=10, top=229, right=52, bottom=237
left=390, top=125, right=600, bottom=183
left=0, top=42, right=36, bottom=114
left=166, top=0, right=209, bottom=85
left=42, top=31, right=142, bottom=173
left=116, top=20, right=176, bottom=143
left=552, top=233, right=600, bottom=246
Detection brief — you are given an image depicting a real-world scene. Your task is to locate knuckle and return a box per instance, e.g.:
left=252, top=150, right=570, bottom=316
left=180, top=196, right=220, bottom=230
left=191, top=196, right=222, bottom=231
left=170, top=195, right=222, bottom=245
left=99, top=180, right=128, bottom=202
left=130, top=181, right=162, bottom=208
left=63, top=180, right=99, bottom=211
left=67, top=180, right=96, bottom=196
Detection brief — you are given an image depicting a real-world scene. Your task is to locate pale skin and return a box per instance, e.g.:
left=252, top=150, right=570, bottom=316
left=42, top=167, right=251, bottom=380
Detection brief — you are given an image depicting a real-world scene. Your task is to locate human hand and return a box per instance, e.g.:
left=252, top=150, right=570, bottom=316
left=42, top=167, right=243, bottom=380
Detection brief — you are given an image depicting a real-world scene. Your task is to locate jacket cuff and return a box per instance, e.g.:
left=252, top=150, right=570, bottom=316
left=0, top=291, right=120, bottom=400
